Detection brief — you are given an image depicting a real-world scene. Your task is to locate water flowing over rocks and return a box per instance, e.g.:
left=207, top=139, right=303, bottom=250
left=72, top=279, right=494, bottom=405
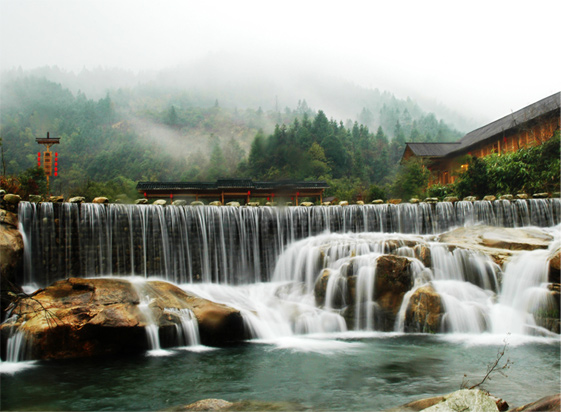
left=0, top=277, right=245, bottom=360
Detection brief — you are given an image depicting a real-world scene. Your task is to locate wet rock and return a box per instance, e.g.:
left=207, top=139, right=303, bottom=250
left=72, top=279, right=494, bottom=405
left=532, top=192, right=550, bottom=199
left=0, top=210, right=24, bottom=315
left=226, top=201, right=240, bottom=207
left=403, top=284, right=443, bottom=333
left=3, top=194, right=21, bottom=205
left=314, top=269, right=348, bottom=309
left=339, top=201, right=349, bottom=206
left=423, top=197, right=439, bottom=203
left=0, top=277, right=245, bottom=360
left=355, top=200, right=365, bottom=205
left=422, top=389, right=499, bottom=412
left=92, top=197, right=109, bottom=204
left=388, top=199, right=402, bottom=205
left=508, top=393, right=560, bottom=411
left=170, top=399, right=309, bottom=411
left=191, top=201, right=204, bottom=206
left=463, top=196, right=477, bottom=202
left=135, top=198, right=149, bottom=204
left=322, top=201, right=331, bottom=206
left=409, top=198, right=420, bottom=204
left=69, top=196, right=85, bottom=203
left=172, top=200, right=187, bottom=206
left=174, top=398, right=233, bottom=411
left=483, top=195, right=497, bottom=202
left=374, top=255, right=414, bottom=317
left=384, top=395, right=445, bottom=411
left=515, top=193, right=528, bottom=199
left=209, top=201, right=222, bottom=206
left=301, top=201, right=314, bottom=207
left=153, top=199, right=167, bottom=206
left=372, top=199, right=384, bottom=204
left=499, top=194, right=513, bottom=201
left=548, top=248, right=560, bottom=284
left=414, top=244, right=432, bottom=267
left=246, top=202, right=260, bottom=207
left=29, top=195, right=43, bottom=203
left=443, top=196, right=459, bottom=203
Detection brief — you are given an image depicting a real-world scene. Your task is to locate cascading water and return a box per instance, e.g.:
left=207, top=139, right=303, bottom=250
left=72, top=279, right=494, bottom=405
left=6, top=199, right=560, bottom=366
left=17, top=199, right=560, bottom=288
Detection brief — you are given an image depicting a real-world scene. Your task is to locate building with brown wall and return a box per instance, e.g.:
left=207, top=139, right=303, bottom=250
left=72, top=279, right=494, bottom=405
left=401, top=92, right=560, bottom=186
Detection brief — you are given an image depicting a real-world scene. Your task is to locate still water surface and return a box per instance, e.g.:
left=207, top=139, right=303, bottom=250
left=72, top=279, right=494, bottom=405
left=2, top=333, right=559, bottom=411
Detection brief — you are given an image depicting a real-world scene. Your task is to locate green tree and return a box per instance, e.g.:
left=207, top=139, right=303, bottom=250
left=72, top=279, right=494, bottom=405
left=390, top=158, right=430, bottom=199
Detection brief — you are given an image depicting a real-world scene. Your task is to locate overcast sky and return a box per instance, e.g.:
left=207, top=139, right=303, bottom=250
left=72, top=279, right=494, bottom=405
left=1, top=0, right=560, bottom=122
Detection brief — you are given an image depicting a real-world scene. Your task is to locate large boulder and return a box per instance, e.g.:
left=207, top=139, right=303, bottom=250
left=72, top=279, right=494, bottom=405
left=0, top=277, right=245, bottom=360
left=422, top=389, right=499, bottom=412
left=374, top=255, right=414, bottom=317
left=403, top=284, right=444, bottom=333
left=0, top=209, right=24, bottom=315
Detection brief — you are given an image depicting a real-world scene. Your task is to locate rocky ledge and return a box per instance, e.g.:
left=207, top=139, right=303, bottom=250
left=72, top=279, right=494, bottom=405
left=0, top=277, right=246, bottom=360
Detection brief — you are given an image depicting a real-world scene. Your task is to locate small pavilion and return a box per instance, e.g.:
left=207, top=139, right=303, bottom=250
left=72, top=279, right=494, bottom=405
left=136, top=179, right=329, bottom=205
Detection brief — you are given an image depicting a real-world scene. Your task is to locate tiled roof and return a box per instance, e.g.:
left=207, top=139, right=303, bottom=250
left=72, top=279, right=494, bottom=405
left=403, top=92, right=560, bottom=159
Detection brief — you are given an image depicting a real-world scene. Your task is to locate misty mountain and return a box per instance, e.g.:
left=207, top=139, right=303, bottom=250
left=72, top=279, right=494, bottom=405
left=1, top=54, right=481, bottom=135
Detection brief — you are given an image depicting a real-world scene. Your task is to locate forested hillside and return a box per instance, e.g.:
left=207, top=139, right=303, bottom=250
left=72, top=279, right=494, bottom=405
left=0, top=68, right=467, bottom=201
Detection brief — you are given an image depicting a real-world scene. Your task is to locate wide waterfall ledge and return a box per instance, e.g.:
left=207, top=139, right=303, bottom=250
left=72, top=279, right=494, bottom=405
left=1, top=199, right=560, bottom=364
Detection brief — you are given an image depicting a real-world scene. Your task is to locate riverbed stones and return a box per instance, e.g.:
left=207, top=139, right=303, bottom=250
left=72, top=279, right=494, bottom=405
left=0, top=277, right=246, bottom=360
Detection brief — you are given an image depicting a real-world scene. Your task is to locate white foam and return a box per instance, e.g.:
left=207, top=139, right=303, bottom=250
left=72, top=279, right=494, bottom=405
left=0, top=360, right=37, bottom=375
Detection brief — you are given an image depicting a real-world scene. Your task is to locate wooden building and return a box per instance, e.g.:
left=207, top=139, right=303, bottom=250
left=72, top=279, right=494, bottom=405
left=136, top=179, right=329, bottom=205
left=402, top=92, right=560, bottom=186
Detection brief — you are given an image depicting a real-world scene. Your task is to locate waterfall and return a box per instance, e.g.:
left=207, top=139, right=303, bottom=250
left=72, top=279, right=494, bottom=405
left=8, top=199, right=560, bottom=354
left=490, top=240, right=560, bottom=336
left=129, top=278, right=171, bottom=356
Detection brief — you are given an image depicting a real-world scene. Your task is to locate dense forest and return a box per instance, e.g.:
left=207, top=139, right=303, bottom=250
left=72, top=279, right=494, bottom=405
left=0, top=68, right=469, bottom=201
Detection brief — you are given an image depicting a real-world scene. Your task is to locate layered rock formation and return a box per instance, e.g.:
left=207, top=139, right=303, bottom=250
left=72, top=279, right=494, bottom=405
left=0, top=277, right=246, bottom=360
